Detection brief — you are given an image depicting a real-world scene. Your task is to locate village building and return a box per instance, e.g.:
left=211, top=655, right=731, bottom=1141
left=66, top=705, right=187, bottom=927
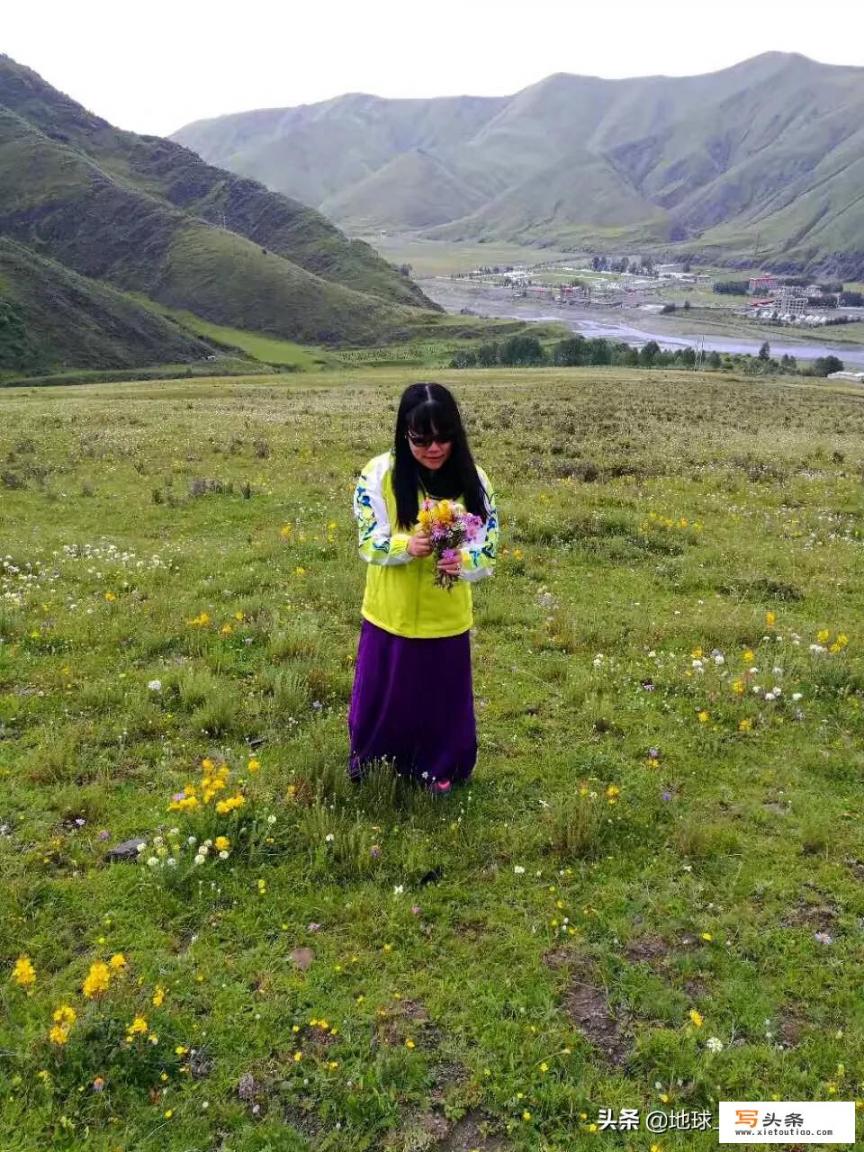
left=748, top=275, right=780, bottom=294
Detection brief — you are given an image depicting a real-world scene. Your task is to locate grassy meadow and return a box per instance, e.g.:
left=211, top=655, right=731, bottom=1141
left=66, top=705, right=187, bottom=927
left=2, top=367, right=864, bottom=1151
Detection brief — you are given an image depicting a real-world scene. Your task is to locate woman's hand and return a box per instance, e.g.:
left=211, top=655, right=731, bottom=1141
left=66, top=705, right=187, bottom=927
left=407, top=530, right=433, bottom=558
left=437, top=549, right=463, bottom=576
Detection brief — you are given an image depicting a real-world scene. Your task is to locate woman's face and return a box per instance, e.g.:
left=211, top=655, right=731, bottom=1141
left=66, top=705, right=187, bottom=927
left=407, top=426, right=453, bottom=470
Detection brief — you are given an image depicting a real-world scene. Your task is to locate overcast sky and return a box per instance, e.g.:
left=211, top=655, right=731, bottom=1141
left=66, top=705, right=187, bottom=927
left=4, top=0, right=863, bottom=137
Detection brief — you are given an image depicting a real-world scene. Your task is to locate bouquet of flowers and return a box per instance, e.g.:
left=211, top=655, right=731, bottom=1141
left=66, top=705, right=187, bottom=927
left=417, top=498, right=484, bottom=590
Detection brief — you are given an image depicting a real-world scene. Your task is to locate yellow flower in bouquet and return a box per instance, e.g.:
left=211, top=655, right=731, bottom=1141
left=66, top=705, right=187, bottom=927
left=419, top=498, right=484, bottom=590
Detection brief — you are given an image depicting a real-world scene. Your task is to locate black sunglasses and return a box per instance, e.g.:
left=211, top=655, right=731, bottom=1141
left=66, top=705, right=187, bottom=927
left=407, top=429, right=454, bottom=448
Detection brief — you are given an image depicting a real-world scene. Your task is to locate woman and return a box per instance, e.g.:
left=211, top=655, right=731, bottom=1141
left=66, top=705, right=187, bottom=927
left=348, top=382, right=498, bottom=792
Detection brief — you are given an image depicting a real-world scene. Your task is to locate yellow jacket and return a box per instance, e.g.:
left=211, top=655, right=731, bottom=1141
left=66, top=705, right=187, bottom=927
left=353, top=451, right=498, bottom=638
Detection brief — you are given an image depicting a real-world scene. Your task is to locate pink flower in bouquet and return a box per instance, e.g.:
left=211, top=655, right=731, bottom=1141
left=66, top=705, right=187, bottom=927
left=463, top=514, right=483, bottom=541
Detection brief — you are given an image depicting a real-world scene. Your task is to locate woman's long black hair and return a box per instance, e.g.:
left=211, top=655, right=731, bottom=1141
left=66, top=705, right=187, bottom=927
left=392, top=383, right=488, bottom=530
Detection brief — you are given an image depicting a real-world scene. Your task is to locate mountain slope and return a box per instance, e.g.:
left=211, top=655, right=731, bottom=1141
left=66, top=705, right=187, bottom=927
left=0, top=238, right=211, bottom=373
left=321, top=149, right=490, bottom=230
left=0, top=105, right=414, bottom=347
left=173, top=54, right=864, bottom=274
left=0, top=53, right=436, bottom=352
left=174, top=93, right=507, bottom=208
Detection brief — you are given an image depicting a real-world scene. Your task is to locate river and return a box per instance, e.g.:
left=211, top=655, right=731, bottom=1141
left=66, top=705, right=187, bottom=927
left=421, top=278, right=864, bottom=369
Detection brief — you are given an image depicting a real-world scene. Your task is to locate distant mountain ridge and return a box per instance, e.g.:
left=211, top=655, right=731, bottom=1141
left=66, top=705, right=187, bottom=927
left=0, top=55, right=437, bottom=373
left=173, top=54, right=864, bottom=275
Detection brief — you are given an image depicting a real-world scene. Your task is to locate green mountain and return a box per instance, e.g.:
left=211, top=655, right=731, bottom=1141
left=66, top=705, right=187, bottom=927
left=0, top=238, right=211, bottom=373
left=0, top=55, right=438, bottom=373
left=174, top=54, right=864, bottom=275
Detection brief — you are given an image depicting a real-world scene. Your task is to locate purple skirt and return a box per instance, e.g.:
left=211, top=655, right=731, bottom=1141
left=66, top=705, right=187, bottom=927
left=348, top=618, right=477, bottom=784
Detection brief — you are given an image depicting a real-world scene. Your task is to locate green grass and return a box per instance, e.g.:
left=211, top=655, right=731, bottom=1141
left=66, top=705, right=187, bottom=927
left=366, top=238, right=581, bottom=277
left=2, top=366, right=864, bottom=1150
left=143, top=306, right=334, bottom=370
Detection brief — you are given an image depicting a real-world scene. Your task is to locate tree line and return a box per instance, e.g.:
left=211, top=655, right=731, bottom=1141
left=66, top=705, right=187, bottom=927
left=450, top=334, right=845, bottom=377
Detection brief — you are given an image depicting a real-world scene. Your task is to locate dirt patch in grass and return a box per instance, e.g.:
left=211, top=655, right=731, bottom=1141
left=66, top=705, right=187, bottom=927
left=563, top=966, right=632, bottom=1066
left=386, top=1108, right=509, bottom=1152
left=778, top=1013, right=807, bottom=1049
left=781, top=902, right=838, bottom=932
left=429, top=1060, right=469, bottom=1107
left=623, top=934, right=671, bottom=968
left=375, top=997, right=443, bottom=1052
left=543, top=944, right=579, bottom=970
left=437, top=1110, right=509, bottom=1151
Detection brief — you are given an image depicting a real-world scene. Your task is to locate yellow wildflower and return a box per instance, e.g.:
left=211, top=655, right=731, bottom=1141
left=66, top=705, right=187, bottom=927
left=742, top=648, right=754, bottom=663
left=126, top=1015, right=148, bottom=1037
left=152, top=986, right=166, bottom=1007
left=689, top=1008, right=704, bottom=1028
left=731, top=679, right=745, bottom=695
left=214, top=836, right=230, bottom=853
left=765, top=611, right=776, bottom=627
left=817, top=629, right=830, bottom=644
left=53, top=1005, right=77, bottom=1027
left=697, top=710, right=710, bottom=724
left=104, top=591, right=116, bottom=603
left=49, top=1004, right=77, bottom=1046
left=405, top=1038, right=415, bottom=1049
left=83, top=962, right=111, bottom=998
left=247, top=758, right=260, bottom=773
left=220, top=623, right=233, bottom=636
left=168, top=793, right=200, bottom=812
left=738, top=718, right=753, bottom=732
left=215, top=793, right=245, bottom=815
left=11, top=956, right=36, bottom=989
left=109, top=953, right=127, bottom=970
